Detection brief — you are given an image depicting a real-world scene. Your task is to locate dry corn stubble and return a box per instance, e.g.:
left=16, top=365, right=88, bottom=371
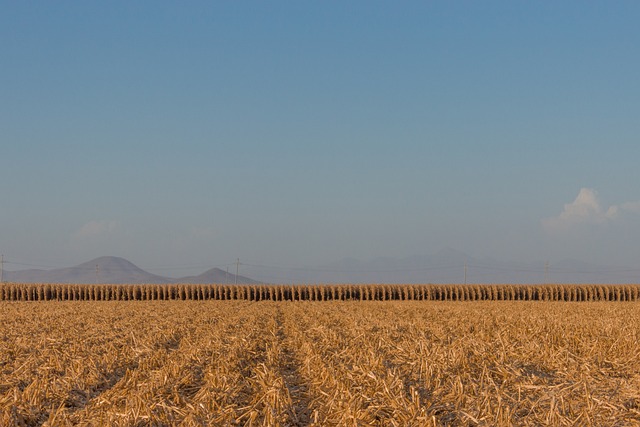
left=1, top=300, right=640, bottom=426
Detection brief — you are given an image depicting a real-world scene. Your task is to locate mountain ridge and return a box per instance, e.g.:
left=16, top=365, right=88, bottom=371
left=239, top=252, right=640, bottom=284
left=4, top=252, right=640, bottom=284
left=3, top=256, right=259, bottom=284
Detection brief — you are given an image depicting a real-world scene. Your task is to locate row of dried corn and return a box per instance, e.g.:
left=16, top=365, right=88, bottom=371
left=1, top=283, right=640, bottom=301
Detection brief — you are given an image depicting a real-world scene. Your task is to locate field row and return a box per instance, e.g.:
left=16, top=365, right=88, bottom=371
left=1, top=301, right=640, bottom=426
left=2, top=283, right=640, bottom=302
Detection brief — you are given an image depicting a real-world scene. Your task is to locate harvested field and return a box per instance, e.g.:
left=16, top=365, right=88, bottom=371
left=1, top=301, right=640, bottom=426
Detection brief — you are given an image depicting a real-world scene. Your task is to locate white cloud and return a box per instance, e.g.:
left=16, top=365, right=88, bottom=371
left=619, top=201, right=640, bottom=214
left=73, top=220, right=119, bottom=239
left=543, top=188, right=622, bottom=232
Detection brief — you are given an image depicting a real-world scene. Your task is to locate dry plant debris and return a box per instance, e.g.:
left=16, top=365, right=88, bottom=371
left=1, top=301, right=639, bottom=426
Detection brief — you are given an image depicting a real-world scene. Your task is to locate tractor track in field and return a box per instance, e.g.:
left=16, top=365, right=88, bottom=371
left=275, top=306, right=313, bottom=426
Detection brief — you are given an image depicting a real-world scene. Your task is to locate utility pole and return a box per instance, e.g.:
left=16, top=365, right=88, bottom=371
left=0, top=254, right=4, bottom=283
left=96, top=264, right=99, bottom=284
left=464, top=261, right=467, bottom=285
left=544, top=261, right=549, bottom=284
left=235, top=258, right=239, bottom=285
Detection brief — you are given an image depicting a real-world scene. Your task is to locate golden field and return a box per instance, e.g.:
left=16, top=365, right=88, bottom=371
left=1, top=299, right=640, bottom=426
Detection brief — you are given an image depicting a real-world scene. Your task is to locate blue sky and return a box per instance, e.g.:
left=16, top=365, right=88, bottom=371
left=2, top=1, right=640, bottom=275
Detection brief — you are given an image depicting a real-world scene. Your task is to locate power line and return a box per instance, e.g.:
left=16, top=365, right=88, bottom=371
left=3, top=255, right=640, bottom=283
left=4, top=260, right=65, bottom=269
left=2, top=258, right=238, bottom=272
left=241, top=262, right=463, bottom=274
left=143, top=262, right=237, bottom=271
left=464, top=261, right=467, bottom=285
left=544, top=261, right=549, bottom=284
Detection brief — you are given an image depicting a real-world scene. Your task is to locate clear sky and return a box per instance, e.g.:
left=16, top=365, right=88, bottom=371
left=2, top=1, right=640, bottom=275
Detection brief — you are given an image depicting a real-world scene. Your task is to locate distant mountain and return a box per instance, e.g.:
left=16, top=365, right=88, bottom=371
left=175, top=267, right=260, bottom=284
left=239, top=249, right=478, bottom=284
left=5, top=252, right=639, bottom=285
left=5, top=256, right=172, bottom=284
left=544, top=259, right=640, bottom=284
left=4, top=256, right=260, bottom=284
left=240, top=250, right=640, bottom=284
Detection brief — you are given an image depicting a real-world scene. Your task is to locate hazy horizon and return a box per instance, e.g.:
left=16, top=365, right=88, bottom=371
left=3, top=2, right=640, bottom=277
